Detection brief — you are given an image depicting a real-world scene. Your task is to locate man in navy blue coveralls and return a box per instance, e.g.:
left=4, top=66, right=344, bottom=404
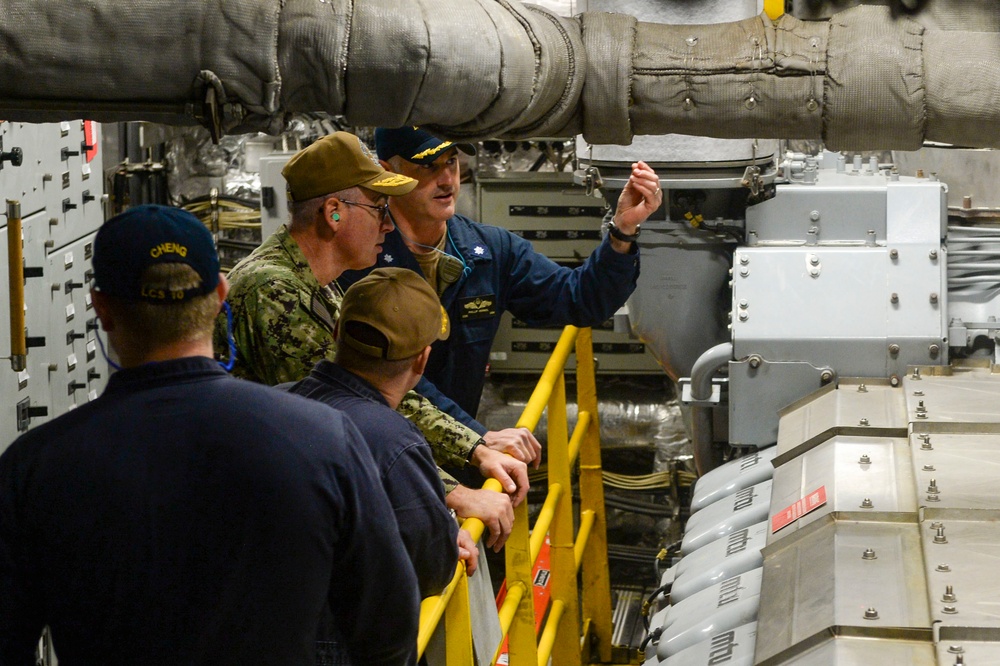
left=0, top=205, right=418, bottom=666
left=288, top=267, right=493, bottom=597
left=340, top=127, right=663, bottom=469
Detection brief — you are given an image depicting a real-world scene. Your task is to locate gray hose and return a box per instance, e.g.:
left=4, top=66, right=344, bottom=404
left=689, top=342, right=732, bottom=402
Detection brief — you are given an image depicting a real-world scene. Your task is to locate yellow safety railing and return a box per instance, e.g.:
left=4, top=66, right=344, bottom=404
left=417, top=326, right=616, bottom=665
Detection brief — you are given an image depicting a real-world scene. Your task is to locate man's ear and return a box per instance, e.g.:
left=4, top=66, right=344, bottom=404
left=322, top=197, right=342, bottom=231
left=412, top=345, right=432, bottom=377
left=216, top=273, right=229, bottom=308
left=90, top=289, right=115, bottom=332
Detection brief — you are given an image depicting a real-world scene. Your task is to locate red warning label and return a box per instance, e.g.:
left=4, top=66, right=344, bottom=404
left=771, top=486, right=827, bottom=533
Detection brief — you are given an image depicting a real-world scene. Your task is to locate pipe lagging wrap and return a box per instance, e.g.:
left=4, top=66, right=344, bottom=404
left=0, top=2, right=999, bottom=148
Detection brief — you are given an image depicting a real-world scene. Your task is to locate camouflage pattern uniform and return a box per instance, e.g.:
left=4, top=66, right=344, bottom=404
left=218, top=224, right=480, bottom=491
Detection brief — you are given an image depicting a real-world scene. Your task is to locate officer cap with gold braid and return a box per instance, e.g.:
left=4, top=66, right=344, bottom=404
left=375, top=127, right=476, bottom=165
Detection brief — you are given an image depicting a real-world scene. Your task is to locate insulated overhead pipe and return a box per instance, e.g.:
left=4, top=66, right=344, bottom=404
left=0, top=3, right=997, bottom=148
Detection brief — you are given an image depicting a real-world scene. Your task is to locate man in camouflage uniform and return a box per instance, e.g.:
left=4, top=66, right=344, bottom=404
left=218, top=132, right=527, bottom=550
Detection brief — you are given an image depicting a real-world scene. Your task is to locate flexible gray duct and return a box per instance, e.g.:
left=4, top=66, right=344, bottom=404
left=0, top=2, right=998, bottom=149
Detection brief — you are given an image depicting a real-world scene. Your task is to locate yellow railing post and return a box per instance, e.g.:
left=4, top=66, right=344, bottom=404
left=420, top=325, right=624, bottom=666
left=576, top=328, right=614, bottom=663
left=502, top=498, right=537, bottom=666
left=547, top=370, right=582, bottom=666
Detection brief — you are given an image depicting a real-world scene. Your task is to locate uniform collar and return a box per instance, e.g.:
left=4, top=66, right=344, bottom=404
left=275, top=224, right=325, bottom=292
left=105, top=356, right=226, bottom=393
left=308, top=360, right=390, bottom=408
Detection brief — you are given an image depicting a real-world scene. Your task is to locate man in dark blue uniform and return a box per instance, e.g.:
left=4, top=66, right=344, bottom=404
left=340, top=127, right=663, bottom=467
left=288, top=268, right=487, bottom=595
left=0, top=205, right=418, bottom=666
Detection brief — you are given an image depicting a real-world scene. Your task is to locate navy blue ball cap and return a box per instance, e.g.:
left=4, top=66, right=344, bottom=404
left=375, top=127, right=476, bottom=165
left=92, top=204, right=220, bottom=303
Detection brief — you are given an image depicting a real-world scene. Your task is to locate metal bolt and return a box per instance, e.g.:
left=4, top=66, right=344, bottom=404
left=860, top=454, right=871, bottom=464
left=931, top=521, right=943, bottom=529
left=934, top=527, right=948, bottom=544
left=956, top=655, right=965, bottom=665
left=809, top=267, right=820, bottom=278
left=949, top=645, right=964, bottom=654
left=889, top=248, right=899, bottom=260
left=748, top=355, right=762, bottom=369
left=917, top=169, right=925, bottom=178
left=942, top=585, right=957, bottom=602
left=683, top=97, right=695, bottom=111
left=930, top=293, right=939, bottom=304
left=862, top=548, right=877, bottom=560
left=858, top=383, right=868, bottom=393
left=685, top=36, right=698, bottom=46
left=937, top=563, right=952, bottom=572
left=912, top=368, right=922, bottom=380
left=962, top=195, right=972, bottom=209
left=890, top=293, right=899, bottom=304
left=859, top=418, right=870, bottom=426
left=889, top=374, right=901, bottom=387
left=820, top=370, right=834, bottom=383
left=739, top=255, right=749, bottom=265
left=809, top=254, right=820, bottom=266
left=810, top=210, right=820, bottom=221
left=917, top=411, right=928, bottom=420
left=806, top=97, right=818, bottom=112
left=738, top=311, right=749, bottom=322
left=889, top=343, right=900, bottom=355
left=943, top=605, right=958, bottom=615
left=917, top=400, right=926, bottom=411
left=929, top=344, right=940, bottom=357
left=923, top=465, right=936, bottom=471
left=927, top=494, right=940, bottom=502
left=739, top=268, right=749, bottom=278
left=744, top=95, right=758, bottom=110
left=860, top=497, right=873, bottom=508
left=928, top=479, right=939, bottom=493
left=914, top=390, right=924, bottom=396
left=863, top=607, right=879, bottom=620
left=738, top=299, right=748, bottom=309
left=929, top=250, right=938, bottom=260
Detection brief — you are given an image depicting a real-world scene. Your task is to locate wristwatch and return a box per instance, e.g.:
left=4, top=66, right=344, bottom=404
left=608, top=218, right=641, bottom=243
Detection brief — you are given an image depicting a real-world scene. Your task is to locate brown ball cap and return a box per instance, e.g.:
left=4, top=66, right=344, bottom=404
left=281, top=132, right=417, bottom=202
left=338, top=268, right=450, bottom=361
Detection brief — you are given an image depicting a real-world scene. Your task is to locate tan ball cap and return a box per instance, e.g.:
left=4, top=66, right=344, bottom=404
left=338, top=267, right=450, bottom=361
left=282, top=132, right=417, bottom=202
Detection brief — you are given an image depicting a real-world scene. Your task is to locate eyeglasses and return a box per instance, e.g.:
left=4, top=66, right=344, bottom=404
left=339, top=199, right=392, bottom=224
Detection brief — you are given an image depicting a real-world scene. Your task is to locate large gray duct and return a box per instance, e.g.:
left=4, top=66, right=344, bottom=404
left=0, top=2, right=998, bottom=149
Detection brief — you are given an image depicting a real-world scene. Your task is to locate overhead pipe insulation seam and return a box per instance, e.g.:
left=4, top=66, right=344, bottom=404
left=0, top=2, right=999, bottom=149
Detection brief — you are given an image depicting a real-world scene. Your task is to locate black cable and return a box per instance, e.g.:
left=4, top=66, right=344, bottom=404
left=639, top=626, right=663, bottom=653
left=640, top=581, right=671, bottom=632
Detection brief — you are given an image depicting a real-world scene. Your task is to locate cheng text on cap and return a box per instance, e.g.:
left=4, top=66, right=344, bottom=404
left=375, top=127, right=476, bottom=166
left=338, top=267, right=450, bottom=361
left=282, top=131, right=417, bottom=202
left=92, top=204, right=220, bottom=303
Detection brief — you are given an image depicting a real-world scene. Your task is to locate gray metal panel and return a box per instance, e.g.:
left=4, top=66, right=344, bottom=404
left=758, top=631, right=935, bottom=666
left=732, top=246, right=944, bottom=376
left=755, top=516, right=930, bottom=664
left=775, top=380, right=908, bottom=461
left=476, top=172, right=606, bottom=261
left=904, top=365, right=1000, bottom=424
left=728, top=359, right=829, bottom=447
left=934, top=640, right=1000, bottom=664
left=919, top=516, right=1000, bottom=631
left=768, top=435, right=915, bottom=544
left=746, top=179, right=887, bottom=243
left=909, top=426, right=1000, bottom=510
